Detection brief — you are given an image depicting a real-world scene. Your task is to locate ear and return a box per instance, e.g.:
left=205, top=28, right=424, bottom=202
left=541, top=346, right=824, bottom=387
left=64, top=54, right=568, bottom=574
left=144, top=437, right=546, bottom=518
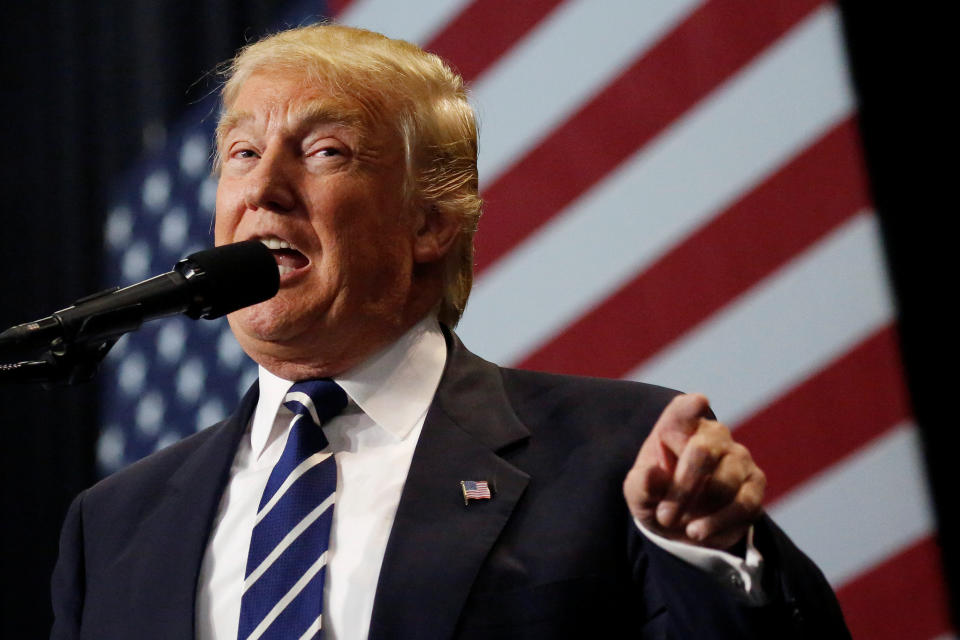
left=412, top=203, right=460, bottom=264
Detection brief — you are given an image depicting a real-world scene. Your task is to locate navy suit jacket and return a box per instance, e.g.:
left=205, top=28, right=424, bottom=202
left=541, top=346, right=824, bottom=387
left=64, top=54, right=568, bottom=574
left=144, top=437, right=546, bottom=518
left=51, top=330, right=850, bottom=638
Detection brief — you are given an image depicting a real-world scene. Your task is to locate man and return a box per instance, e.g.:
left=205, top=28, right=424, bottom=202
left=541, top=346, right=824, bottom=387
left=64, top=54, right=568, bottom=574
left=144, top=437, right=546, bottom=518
left=51, top=24, right=849, bottom=639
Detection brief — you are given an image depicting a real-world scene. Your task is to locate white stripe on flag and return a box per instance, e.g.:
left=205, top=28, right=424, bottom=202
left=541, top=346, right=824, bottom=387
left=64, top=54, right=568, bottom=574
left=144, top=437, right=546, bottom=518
left=628, top=212, right=894, bottom=425
left=473, top=0, right=703, bottom=188
left=768, top=422, right=936, bottom=587
left=336, top=0, right=471, bottom=45
left=255, top=448, right=331, bottom=525
left=244, top=494, right=336, bottom=593
left=246, top=551, right=329, bottom=640
left=459, top=5, right=855, bottom=366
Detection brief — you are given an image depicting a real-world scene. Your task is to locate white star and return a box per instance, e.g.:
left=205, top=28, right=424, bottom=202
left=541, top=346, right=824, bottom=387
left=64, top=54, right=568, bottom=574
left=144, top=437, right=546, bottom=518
left=156, top=319, right=187, bottom=363
left=217, top=327, right=246, bottom=369
left=118, top=351, right=147, bottom=396
left=179, top=132, right=210, bottom=178
left=176, top=357, right=206, bottom=404
left=142, top=169, right=171, bottom=212
left=136, top=391, right=165, bottom=437
left=121, top=241, right=152, bottom=283
left=197, top=397, right=227, bottom=432
left=105, top=205, right=133, bottom=249
left=160, top=206, right=189, bottom=253
left=96, top=426, right=126, bottom=473
left=199, top=175, right=218, bottom=213
left=154, top=431, right=182, bottom=452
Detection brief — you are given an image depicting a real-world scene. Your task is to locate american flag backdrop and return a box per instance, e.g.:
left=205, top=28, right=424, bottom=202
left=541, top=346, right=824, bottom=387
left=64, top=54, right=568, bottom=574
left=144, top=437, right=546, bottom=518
left=97, top=1, right=952, bottom=637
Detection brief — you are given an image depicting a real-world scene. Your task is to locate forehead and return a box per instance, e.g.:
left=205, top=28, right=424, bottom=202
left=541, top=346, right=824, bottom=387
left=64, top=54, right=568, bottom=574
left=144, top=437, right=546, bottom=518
left=218, top=69, right=389, bottom=143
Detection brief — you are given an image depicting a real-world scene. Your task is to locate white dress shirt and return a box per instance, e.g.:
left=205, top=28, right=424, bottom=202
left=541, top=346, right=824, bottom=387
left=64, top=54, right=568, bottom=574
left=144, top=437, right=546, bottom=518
left=196, top=316, right=762, bottom=640
left=196, top=316, right=445, bottom=640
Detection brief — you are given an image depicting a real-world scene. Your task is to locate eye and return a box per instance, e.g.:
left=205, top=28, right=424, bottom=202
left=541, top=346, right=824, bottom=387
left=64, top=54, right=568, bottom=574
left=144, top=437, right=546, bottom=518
left=305, top=134, right=349, bottom=160
left=232, top=148, right=259, bottom=160
left=309, top=144, right=345, bottom=159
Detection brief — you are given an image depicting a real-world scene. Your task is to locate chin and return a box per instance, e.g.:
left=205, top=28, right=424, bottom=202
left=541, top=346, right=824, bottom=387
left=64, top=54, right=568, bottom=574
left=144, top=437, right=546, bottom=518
left=228, top=298, right=305, bottom=343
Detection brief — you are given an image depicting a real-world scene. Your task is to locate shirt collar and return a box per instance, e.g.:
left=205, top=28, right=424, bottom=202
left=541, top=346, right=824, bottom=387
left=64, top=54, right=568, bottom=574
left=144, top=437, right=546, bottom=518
left=250, top=315, right=447, bottom=457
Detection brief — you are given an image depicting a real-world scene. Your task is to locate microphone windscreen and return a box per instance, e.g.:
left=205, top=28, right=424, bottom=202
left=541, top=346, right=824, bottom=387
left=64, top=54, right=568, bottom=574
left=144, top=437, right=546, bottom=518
left=181, top=241, right=280, bottom=319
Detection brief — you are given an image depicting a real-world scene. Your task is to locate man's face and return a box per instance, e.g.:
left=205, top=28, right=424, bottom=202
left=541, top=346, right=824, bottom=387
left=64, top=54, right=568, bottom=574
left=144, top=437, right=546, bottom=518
left=215, top=69, right=423, bottom=376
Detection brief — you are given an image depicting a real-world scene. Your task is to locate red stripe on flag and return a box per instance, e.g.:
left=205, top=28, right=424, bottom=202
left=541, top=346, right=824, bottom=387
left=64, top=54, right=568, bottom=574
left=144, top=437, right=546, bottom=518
left=425, top=0, right=566, bottom=83
left=518, top=118, right=871, bottom=377
left=475, top=0, right=825, bottom=273
left=837, top=536, right=954, bottom=639
left=738, top=326, right=910, bottom=503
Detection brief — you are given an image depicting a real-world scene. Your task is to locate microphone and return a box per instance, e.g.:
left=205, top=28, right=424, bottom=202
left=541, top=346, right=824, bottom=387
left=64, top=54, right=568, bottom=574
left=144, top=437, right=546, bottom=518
left=0, top=240, right=279, bottom=357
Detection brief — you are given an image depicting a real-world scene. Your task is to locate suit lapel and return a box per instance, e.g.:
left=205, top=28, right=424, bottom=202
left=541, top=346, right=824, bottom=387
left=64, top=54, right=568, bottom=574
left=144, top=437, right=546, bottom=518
left=122, top=384, right=257, bottom=637
left=368, top=332, right=530, bottom=640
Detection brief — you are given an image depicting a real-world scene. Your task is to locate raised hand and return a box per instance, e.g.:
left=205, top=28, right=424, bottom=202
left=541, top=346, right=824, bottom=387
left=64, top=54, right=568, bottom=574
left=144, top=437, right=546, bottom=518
left=623, top=393, right=766, bottom=550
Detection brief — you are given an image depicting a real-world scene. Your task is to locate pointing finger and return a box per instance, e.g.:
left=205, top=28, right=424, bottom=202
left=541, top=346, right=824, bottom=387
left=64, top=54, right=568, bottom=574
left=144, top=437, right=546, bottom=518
left=654, top=393, right=712, bottom=457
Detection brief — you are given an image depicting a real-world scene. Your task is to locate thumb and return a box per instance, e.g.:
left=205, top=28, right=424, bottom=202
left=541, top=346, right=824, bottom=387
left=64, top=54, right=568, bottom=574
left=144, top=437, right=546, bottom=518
left=624, top=453, right=672, bottom=519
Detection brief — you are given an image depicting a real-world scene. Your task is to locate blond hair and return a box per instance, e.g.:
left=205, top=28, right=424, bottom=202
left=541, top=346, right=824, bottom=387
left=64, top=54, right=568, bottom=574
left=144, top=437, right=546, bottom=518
left=217, top=24, right=481, bottom=326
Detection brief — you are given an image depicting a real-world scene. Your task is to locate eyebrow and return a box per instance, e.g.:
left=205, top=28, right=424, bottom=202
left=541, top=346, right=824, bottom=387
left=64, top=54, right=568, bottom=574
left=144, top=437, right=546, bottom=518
left=295, top=100, right=365, bottom=130
left=216, top=99, right=367, bottom=148
left=216, top=110, right=251, bottom=141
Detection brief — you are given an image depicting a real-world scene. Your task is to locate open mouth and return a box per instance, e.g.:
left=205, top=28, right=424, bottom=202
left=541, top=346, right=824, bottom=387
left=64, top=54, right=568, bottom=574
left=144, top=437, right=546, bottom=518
left=259, top=237, right=309, bottom=276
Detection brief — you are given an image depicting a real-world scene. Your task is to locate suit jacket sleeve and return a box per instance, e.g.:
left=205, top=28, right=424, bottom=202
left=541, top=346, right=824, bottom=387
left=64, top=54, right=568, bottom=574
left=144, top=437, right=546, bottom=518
left=50, top=491, right=85, bottom=640
left=638, top=513, right=851, bottom=638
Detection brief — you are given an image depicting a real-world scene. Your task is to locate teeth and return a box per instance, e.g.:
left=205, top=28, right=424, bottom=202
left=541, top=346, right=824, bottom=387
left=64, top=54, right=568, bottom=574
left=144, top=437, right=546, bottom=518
left=260, top=237, right=292, bottom=250
left=278, top=265, right=293, bottom=276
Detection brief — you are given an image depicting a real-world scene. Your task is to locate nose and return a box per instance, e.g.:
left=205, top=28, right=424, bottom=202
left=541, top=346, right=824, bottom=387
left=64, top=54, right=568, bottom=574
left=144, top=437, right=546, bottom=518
left=243, top=148, right=297, bottom=213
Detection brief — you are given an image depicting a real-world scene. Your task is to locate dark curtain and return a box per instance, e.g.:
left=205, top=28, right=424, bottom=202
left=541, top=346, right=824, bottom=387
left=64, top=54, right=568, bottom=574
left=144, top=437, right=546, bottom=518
left=0, top=2, right=954, bottom=637
left=0, top=2, right=299, bottom=636
left=838, top=1, right=957, bottom=624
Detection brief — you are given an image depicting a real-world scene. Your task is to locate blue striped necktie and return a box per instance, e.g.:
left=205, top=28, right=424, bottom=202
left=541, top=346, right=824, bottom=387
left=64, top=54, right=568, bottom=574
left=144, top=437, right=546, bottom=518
left=238, top=379, right=348, bottom=640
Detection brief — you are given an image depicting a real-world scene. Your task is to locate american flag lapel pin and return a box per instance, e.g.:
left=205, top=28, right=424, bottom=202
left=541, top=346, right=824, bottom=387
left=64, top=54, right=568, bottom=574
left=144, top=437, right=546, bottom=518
left=461, top=480, right=492, bottom=505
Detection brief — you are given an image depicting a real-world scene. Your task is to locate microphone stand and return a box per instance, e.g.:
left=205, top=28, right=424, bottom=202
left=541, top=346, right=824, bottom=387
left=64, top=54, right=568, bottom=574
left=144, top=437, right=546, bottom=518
left=0, top=301, right=143, bottom=386
left=0, top=337, right=119, bottom=386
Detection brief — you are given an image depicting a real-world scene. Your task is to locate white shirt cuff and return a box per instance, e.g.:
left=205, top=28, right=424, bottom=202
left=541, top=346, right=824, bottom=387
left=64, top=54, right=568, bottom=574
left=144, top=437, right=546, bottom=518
left=633, top=517, right=766, bottom=604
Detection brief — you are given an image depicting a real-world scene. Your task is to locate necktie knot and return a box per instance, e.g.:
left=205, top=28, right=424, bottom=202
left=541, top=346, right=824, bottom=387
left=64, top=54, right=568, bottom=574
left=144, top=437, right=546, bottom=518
left=273, top=380, right=346, bottom=468
left=284, top=379, right=348, bottom=427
